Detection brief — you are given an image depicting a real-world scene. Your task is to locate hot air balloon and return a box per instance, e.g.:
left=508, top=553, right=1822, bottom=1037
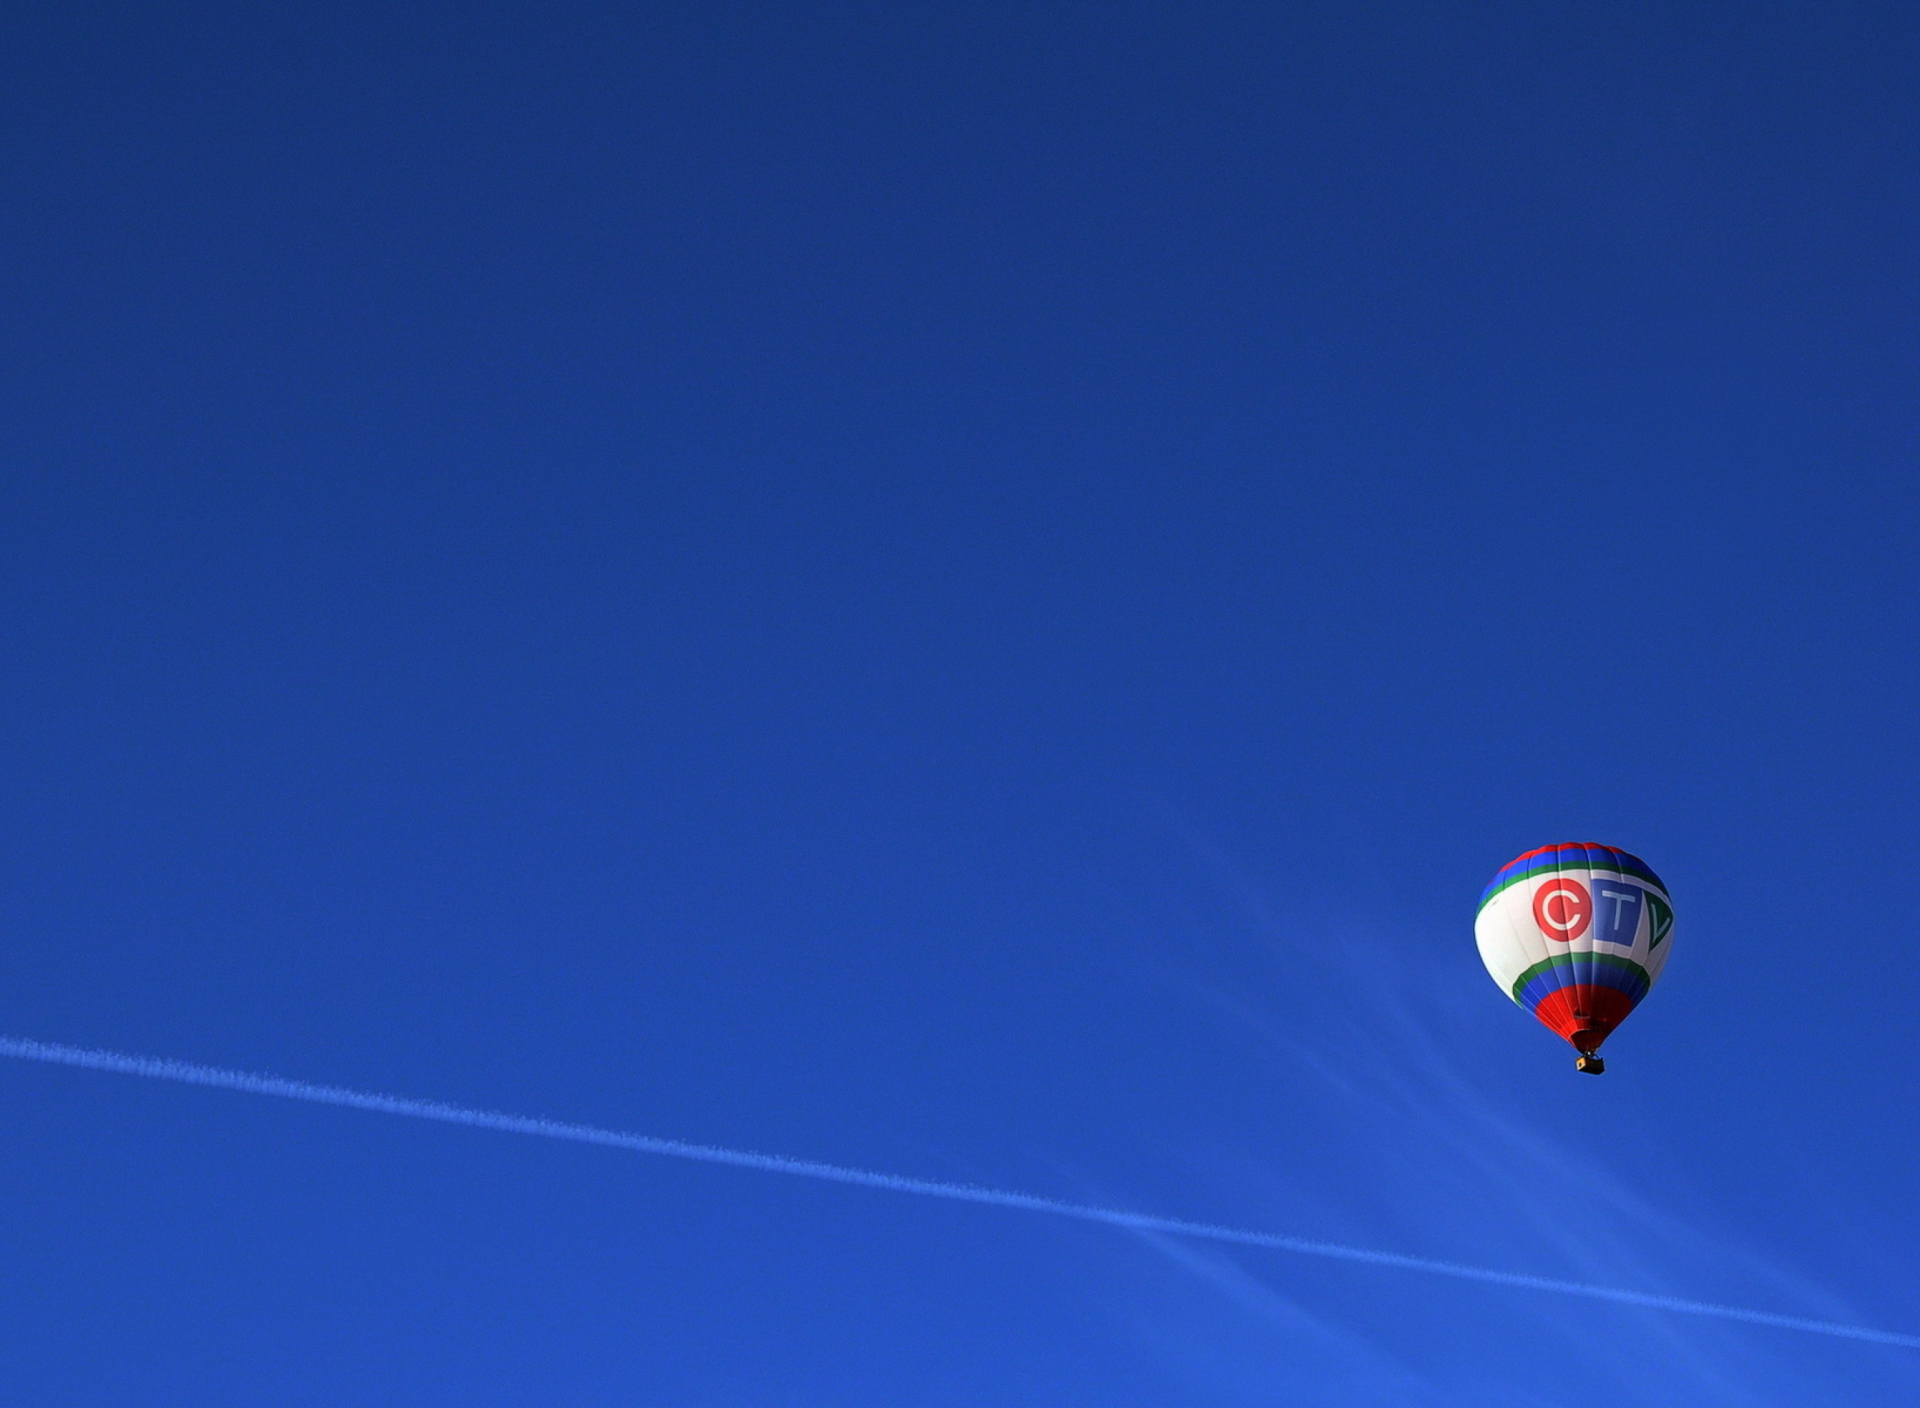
left=1475, top=844, right=1673, bottom=1073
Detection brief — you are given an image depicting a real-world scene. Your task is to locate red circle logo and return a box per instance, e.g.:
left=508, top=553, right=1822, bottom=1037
left=1533, top=879, right=1592, bottom=942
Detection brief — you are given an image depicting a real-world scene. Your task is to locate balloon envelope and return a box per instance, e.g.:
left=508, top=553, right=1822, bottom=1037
left=1475, top=843, right=1672, bottom=1064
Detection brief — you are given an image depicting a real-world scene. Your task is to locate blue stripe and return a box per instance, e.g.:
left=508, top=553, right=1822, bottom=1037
left=1517, top=956, right=1651, bottom=1014
left=1480, top=843, right=1666, bottom=909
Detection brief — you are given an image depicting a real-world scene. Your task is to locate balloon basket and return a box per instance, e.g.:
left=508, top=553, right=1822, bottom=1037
left=1574, top=1054, right=1605, bottom=1075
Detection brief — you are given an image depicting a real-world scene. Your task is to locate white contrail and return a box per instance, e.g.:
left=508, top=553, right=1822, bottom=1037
left=1, top=1034, right=1911, bottom=1351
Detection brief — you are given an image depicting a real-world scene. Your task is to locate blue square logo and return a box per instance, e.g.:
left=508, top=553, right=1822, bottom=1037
left=1590, top=882, right=1644, bottom=947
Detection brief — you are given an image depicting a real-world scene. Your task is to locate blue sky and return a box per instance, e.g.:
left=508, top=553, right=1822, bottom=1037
left=3, top=2, right=1918, bottom=1402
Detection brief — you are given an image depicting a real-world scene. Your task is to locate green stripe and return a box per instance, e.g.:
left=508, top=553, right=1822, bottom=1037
left=1477, top=863, right=1670, bottom=915
left=1508, top=951, right=1652, bottom=1005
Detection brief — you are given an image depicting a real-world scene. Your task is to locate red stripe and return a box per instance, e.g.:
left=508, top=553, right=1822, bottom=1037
left=1504, top=842, right=1633, bottom=869
left=1530, top=985, right=1639, bottom=1053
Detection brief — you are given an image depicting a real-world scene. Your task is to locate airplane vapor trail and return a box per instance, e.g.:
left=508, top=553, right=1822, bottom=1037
left=1, top=1034, right=1911, bottom=1350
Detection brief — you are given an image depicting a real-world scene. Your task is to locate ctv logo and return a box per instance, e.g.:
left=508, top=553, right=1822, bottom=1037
left=1533, top=878, right=1646, bottom=945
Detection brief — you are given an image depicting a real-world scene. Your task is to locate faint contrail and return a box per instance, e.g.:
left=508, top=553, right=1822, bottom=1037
left=1, top=1035, right=1911, bottom=1351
